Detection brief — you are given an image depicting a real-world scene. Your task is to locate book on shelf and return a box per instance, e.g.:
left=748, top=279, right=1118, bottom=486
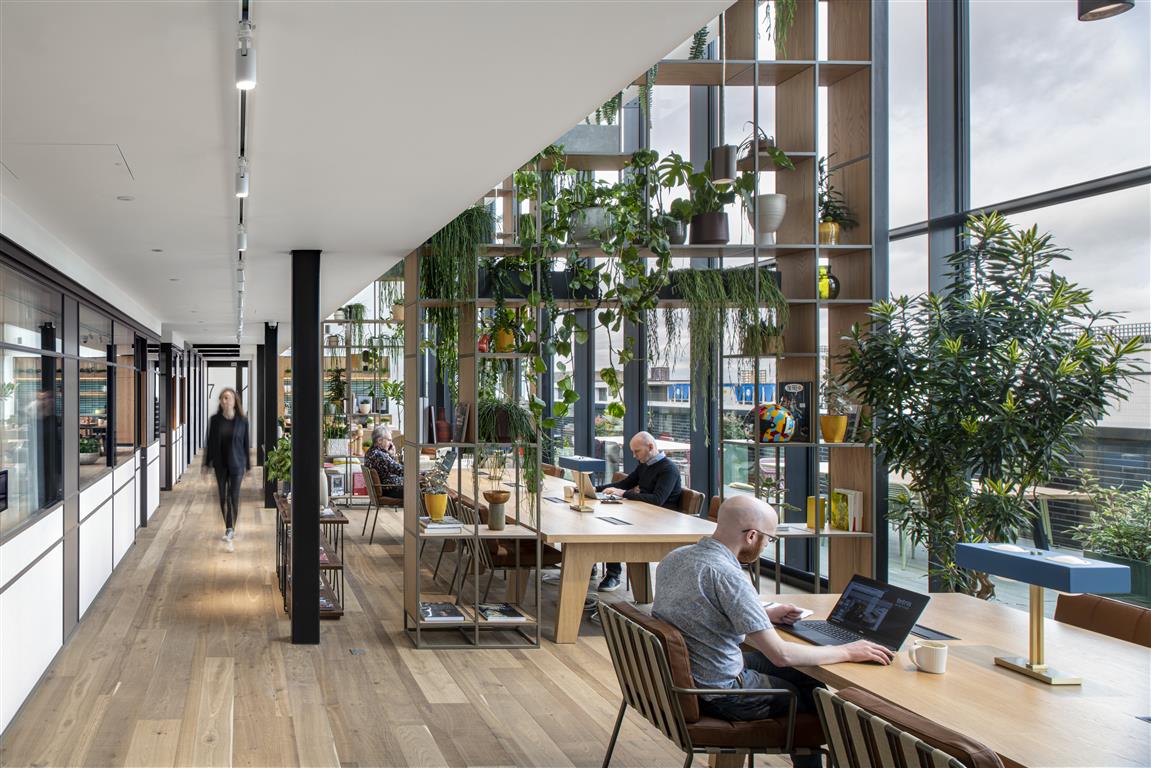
left=319, top=593, right=337, bottom=611
left=419, top=601, right=467, bottom=622
left=477, top=603, right=530, bottom=623
left=451, top=402, right=470, bottom=442
left=830, top=488, right=864, bottom=532
left=319, top=547, right=330, bottom=564
left=419, top=514, right=463, bottom=533
left=778, top=380, right=812, bottom=443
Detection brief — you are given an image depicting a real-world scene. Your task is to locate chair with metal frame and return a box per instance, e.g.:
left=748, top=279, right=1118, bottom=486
left=453, top=498, right=563, bottom=602
left=597, top=601, right=824, bottom=768
left=362, top=466, right=403, bottom=545
left=541, top=462, right=565, bottom=478
left=815, top=687, right=1002, bottom=768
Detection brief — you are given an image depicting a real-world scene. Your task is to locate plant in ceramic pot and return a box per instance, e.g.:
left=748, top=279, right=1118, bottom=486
left=658, top=152, right=735, bottom=245
left=840, top=212, right=1146, bottom=595
left=478, top=398, right=535, bottom=444
left=481, top=450, right=510, bottom=531
left=420, top=464, right=450, bottom=522
left=733, top=165, right=792, bottom=246
left=568, top=179, right=613, bottom=246
left=819, top=368, right=851, bottom=444
left=817, top=155, right=857, bottom=245
left=489, top=306, right=520, bottom=353
left=1071, top=473, right=1151, bottom=600
left=265, top=437, right=292, bottom=493
left=79, top=436, right=101, bottom=464
left=657, top=198, right=693, bottom=246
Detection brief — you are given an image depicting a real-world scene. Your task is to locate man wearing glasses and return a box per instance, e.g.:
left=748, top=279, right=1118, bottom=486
left=653, top=496, right=892, bottom=768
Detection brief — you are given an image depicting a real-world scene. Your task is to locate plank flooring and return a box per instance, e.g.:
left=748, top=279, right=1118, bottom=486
left=0, top=468, right=795, bottom=767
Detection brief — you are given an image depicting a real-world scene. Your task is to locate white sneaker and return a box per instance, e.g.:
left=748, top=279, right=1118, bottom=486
left=225, top=539, right=235, bottom=553
left=225, top=528, right=234, bottom=541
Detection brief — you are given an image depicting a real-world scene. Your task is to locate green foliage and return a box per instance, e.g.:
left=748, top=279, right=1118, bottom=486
left=736, top=125, right=794, bottom=172
left=590, top=93, right=622, bottom=126
left=689, top=27, right=709, bottom=60
left=323, top=422, right=346, bottom=440
left=344, top=303, right=366, bottom=346
left=0, top=382, right=14, bottom=401
left=817, top=156, right=857, bottom=227
left=378, top=379, right=404, bottom=402
left=422, top=205, right=497, bottom=397
left=840, top=212, right=1147, bottom=594
left=477, top=398, right=536, bottom=443
left=79, top=437, right=100, bottom=454
left=1071, top=473, right=1151, bottom=562
left=265, top=437, right=292, bottom=483
left=764, top=0, right=798, bottom=49
left=638, top=64, right=659, bottom=128
left=421, top=464, right=449, bottom=495
left=325, top=367, right=346, bottom=405
left=668, top=198, right=694, bottom=224
left=820, top=368, right=851, bottom=415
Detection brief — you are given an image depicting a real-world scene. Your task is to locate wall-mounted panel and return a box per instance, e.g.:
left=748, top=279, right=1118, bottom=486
left=147, top=456, right=160, bottom=519
left=78, top=500, right=112, bottom=618
left=112, top=480, right=135, bottom=568
left=78, top=473, right=113, bottom=521
left=113, top=458, right=134, bottom=491
left=0, top=506, right=63, bottom=588
left=0, top=542, right=63, bottom=733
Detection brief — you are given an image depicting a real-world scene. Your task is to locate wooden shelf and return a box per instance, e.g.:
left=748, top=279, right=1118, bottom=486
left=737, top=151, right=817, bottom=173
left=540, top=153, right=629, bottom=172
left=633, top=59, right=813, bottom=87
left=818, top=61, right=871, bottom=86
left=418, top=524, right=537, bottom=539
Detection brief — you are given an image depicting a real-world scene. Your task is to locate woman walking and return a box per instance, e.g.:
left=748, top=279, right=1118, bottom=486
left=203, top=388, right=250, bottom=551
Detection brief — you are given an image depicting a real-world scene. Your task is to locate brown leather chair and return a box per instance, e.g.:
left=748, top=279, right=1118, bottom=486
left=678, top=487, right=705, bottom=517
left=612, top=471, right=628, bottom=483
left=597, top=602, right=824, bottom=768
left=818, top=687, right=1003, bottom=768
left=541, top=463, right=564, bottom=478
left=707, top=495, right=722, bottom=522
left=1055, top=593, right=1151, bottom=647
left=362, top=466, right=403, bottom=544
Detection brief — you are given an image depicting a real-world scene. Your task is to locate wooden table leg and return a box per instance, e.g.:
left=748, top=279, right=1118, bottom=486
left=504, top=569, right=530, bottom=603
left=708, top=753, right=745, bottom=768
left=627, top=562, right=654, bottom=603
left=554, top=545, right=596, bottom=643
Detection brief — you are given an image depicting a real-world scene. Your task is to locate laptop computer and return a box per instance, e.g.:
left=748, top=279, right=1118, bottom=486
left=574, top=471, right=612, bottom=501
left=776, top=574, right=930, bottom=652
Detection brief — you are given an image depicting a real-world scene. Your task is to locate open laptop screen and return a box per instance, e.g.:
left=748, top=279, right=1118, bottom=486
left=828, top=575, right=929, bottom=646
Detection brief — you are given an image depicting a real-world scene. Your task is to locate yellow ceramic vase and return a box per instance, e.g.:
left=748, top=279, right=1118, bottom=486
left=493, top=329, right=516, bottom=352
left=820, top=414, right=848, bottom=443
left=818, top=221, right=840, bottom=245
left=423, top=493, right=448, bottom=522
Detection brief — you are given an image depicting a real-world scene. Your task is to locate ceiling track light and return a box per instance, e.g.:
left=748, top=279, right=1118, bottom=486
left=235, top=156, right=249, bottom=198
left=237, top=223, right=248, bottom=252
left=236, top=20, right=257, bottom=90
left=1078, top=0, right=1134, bottom=20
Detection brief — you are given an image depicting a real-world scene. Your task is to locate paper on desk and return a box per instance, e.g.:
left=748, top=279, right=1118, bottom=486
left=762, top=601, right=814, bottom=620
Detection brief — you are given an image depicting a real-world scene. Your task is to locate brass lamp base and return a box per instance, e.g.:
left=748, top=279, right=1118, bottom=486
left=995, top=656, right=1082, bottom=686
left=570, top=503, right=594, bottom=513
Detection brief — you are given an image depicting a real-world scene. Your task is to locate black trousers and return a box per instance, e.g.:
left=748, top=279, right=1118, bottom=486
left=214, top=464, right=243, bottom=529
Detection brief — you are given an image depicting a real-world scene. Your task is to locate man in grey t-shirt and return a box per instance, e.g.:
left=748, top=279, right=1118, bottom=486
left=653, top=496, right=892, bottom=768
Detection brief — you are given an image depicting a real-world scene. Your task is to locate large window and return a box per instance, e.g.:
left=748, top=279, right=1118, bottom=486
left=969, top=1, right=1150, bottom=207
left=113, top=323, right=137, bottom=464
left=0, top=351, right=63, bottom=537
left=889, top=0, right=927, bottom=228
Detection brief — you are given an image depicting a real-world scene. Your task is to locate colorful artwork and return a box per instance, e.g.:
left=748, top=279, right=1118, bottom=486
left=758, top=402, right=796, bottom=443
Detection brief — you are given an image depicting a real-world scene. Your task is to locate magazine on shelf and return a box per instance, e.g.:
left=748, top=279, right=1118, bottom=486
left=420, top=601, right=467, bottom=622
left=452, top=402, right=470, bottom=442
left=831, top=488, right=864, bottom=532
left=419, top=514, right=463, bottom=532
left=778, top=380, right=812, bottom=443
left=477, top=603, right=530, bottom=623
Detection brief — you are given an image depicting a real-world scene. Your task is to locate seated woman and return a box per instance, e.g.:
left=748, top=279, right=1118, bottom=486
left=364, top=425, right=404, bottom=498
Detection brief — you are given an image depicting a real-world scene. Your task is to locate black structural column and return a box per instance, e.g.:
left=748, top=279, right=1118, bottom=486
left=256, top=343, right=265, bottom=466
left=290, top=250, right=321, bottom=644
left=263, top=321, right=279, bottom=508
left=159, top=343, right=173, bottom=490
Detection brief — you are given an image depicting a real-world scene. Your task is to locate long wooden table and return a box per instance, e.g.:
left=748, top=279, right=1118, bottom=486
left=785, top=593, right=1150, bottom=767
left=450, top=469, right=715, bottom=643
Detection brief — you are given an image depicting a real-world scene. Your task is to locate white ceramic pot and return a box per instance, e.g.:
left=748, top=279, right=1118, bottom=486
left=358, top=403, right=371, bottom=415
left=746, top=194, right=787, bottom=245
left=570, top=206, right=610, bottom=245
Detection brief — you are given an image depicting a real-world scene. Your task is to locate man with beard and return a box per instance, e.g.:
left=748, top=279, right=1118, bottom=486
left=652, top=496, right=892, bottom=768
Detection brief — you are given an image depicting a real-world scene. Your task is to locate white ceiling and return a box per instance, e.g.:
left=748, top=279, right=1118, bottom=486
left=0, top=0, right=730, bottom=347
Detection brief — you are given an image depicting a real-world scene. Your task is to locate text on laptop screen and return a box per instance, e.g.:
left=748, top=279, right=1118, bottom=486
left=828, top=577, right=923, bottom=643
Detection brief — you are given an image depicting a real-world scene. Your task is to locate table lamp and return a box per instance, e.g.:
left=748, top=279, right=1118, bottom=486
left=955, top=542, right=1131, bottom=685
left=557, top=455, right=606, bottom=513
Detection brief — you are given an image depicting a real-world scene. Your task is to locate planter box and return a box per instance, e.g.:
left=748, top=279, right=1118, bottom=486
left=325, top=439, right=349, bottom=457
left=555, top=123, right=621, bottom=154
left=1086, top=551, right=1151, bottom=602
left=478, top=267, right=599, bottom=301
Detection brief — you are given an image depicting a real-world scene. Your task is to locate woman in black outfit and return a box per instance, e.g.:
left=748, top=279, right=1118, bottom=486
left=203, top=388, right=250, bottom=549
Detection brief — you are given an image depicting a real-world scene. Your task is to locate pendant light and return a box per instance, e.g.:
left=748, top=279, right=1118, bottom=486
left=235, top=156, right=249, bottom=198
left=1078, top=0, right=1133, bottom=20
left=236, top=223, right=248, bottom=252
left=710, top=10, right=738, bottom=184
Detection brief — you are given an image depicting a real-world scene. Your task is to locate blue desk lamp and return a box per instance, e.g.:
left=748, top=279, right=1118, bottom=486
left=955, top=542, right=1131, bottom=685
left=557, top=455, right=606, bottom=513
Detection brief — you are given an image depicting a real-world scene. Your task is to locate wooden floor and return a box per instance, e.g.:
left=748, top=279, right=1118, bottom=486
left=0, top=469, right=795, bottom=768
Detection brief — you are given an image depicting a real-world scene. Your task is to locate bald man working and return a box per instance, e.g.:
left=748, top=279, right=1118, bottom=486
left=653, top=496, right=893, bottom=768
left=595, top=431, right=682, bottom=592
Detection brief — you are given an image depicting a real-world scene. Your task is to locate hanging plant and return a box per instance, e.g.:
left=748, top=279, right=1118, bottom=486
left=689, top=27, right=710, bottom=60
left=344, top=303, right=366, bottom=346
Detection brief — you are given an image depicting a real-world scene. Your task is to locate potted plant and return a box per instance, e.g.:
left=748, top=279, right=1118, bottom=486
left=840, top=213, right=1145, bottom=595
left=360, top=348, right=376, bottom=372
left=1071, top=474, right=1151, bottom=601
left=657, top=152, right=735, bottom=245
left=325, top=367, right=346, bottom=415
left=489, top=307, right=519, bottom=352
left=568, top=181, right=613, bottom=246
left=481, top=450, right=510, bottom=531
left=737, top=125, right=795, bottom=171
left=734, top=160, right=792, bottom=246
left=657, top=198, right=693, bottom=246
left=478, top=398, right=535, bottom=443
left=266, top=436, right=292, bottom=493
left=344, top=303, right=366, bottom=346
left=324, top=422, right=349, bottom=457
left=79, top=437, right=101, bottom=464
left=421, top=464, right=449, bottom=522
left=817, top=155, right=857, bottom=244
left=819, top=369, right=851, bottom=443
left=391, top=299, right=404, bottom=323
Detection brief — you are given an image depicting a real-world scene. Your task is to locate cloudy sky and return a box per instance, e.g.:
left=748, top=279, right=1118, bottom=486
left=890, top=0, right=1150, bottom=322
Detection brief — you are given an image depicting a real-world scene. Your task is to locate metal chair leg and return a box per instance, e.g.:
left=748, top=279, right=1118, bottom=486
left=433, top=541, right=447, bottom=580
left=368, top=505, right=381, bottom=544
left=361, top=501, right=374, bottom=536
left=483, top=569, right=496, bottom=602
left=601, top=700, right=626, bottom=768
left=681, top=752, right=693, bottom=768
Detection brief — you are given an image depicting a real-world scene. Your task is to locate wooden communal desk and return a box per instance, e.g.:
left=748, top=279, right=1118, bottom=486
left=786, top=593, right=1150, bottom=767
left=451, top=470, right=715, bottom=643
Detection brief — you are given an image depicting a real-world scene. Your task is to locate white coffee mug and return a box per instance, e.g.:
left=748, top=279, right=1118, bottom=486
left=563, top=485, right=574, bottom=500
left=909, top=639, right=948, bottom=674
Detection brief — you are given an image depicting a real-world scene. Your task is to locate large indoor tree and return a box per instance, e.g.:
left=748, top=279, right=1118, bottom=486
left=840, top=212, right=1146, bottom=596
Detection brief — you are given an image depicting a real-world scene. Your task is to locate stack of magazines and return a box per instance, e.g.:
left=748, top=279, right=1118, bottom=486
left=419, top=601, right=467, bottom=622
left=419, top=514, right=463, bottom=533
left=477, top=603, right=529, bottom=623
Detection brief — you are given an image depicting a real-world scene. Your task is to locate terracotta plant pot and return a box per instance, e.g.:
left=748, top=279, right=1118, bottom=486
left=690, top=212, right=730, bottom=245
left=423, top=493, right=448, bottom=522
left=493, top=329, right=515, bottom=352
left=391, top=304, right=404, bottom=323
left=820, top=414, right=849, bottom=443
left=818, top=221, right=840, bottom=245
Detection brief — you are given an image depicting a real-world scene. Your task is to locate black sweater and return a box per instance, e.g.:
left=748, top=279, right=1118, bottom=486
left=203, top=413, right=251, bottom=473
left=599, top=456, right=682, bottom=510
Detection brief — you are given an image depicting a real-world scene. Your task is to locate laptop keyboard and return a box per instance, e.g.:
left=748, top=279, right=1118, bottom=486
left=802, top=621, right=860, bottom=643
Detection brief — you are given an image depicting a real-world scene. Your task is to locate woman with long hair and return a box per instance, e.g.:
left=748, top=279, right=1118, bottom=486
left=203, top=387, right=250, bottom=550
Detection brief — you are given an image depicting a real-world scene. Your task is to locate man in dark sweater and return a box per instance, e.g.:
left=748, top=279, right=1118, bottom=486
left=595, top=431, right=683, bottom=591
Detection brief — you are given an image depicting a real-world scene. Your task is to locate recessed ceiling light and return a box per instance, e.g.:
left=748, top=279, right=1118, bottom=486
left=116, top=195, right=134, bottom=202
left=169, top=278, right=180, bottom=282
left=151, top=248, right=163, bottom=253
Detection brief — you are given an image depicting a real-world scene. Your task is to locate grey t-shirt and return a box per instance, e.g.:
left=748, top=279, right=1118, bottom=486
left=652, top=537, right=771, bottom=689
